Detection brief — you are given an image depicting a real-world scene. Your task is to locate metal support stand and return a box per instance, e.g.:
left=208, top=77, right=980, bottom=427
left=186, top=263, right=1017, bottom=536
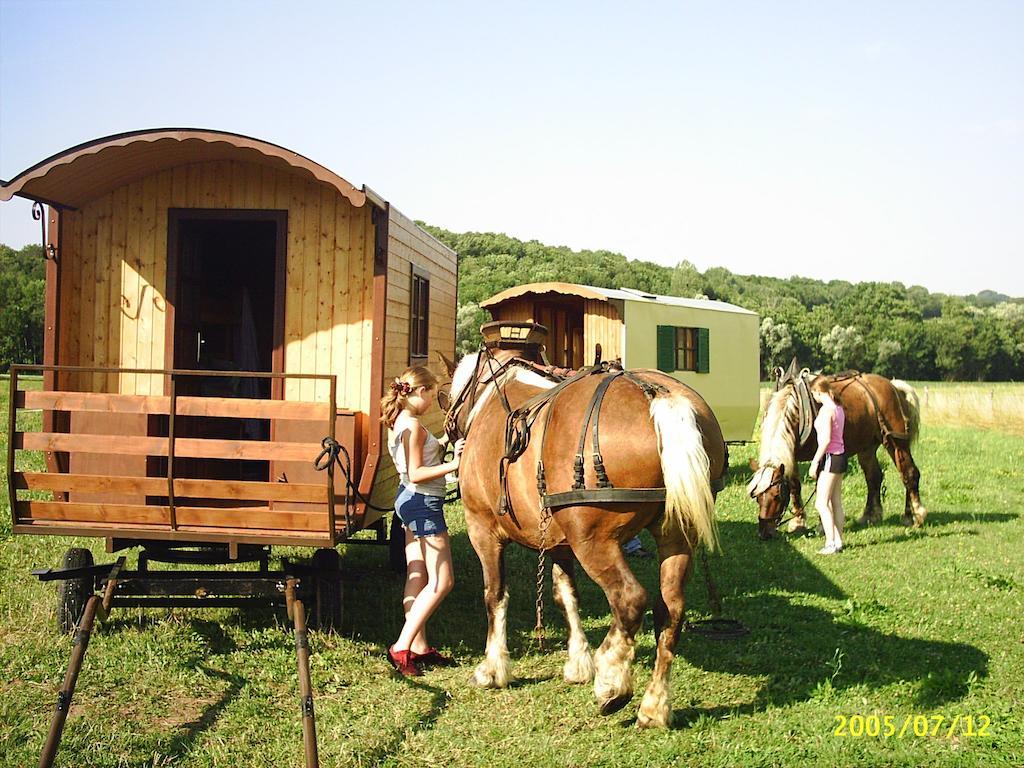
left=286, top=578, right=320, bottom=768
left=38, top=560, right=121, bottom=768
left=32, top=553, right=327, bottom=767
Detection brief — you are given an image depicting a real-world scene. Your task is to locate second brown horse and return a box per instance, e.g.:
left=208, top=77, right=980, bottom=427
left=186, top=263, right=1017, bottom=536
left=748, top=367, right=926, bottom=539
left=442, top=343, right=725, bottom=728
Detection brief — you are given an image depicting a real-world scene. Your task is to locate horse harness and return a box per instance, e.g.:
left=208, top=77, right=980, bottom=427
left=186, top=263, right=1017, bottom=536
left=830, top=370, right=910, bottom=444
left=777, top=364, right=909, bottom=450
left=485, top=356, right=724, bottom=522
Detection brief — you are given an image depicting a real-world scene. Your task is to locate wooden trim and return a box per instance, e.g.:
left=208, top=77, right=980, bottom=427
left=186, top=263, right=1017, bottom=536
left=167, top=375, right=177, bottom=528
left=174, top=506, right=327, bottom=531
left=12, top=520, right=333, bottom=548
left=18, top=432, right=322, bottom=462
left=0, top=128, right=368, bottom=210
left=14, top=364, right=330, bottom=379
left=6, top=368, right=16, bottom=530
left=15, top=502, right=327, bottom=532
left=17, top=500, right=168, bottom=525
left=357, top=203, right=389, bottom=514
left=272, top=210, right=288, bottom=400
left=15, top=472, right=325, bottom=502
left=42, top=207, right=61, bottom=473
left=20, top=391, right=333, bottom=420
left=327, top=376, right=337, bottom=540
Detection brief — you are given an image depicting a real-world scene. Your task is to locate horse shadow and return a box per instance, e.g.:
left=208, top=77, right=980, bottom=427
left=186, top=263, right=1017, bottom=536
left=635, top=520, right=990, bottom=727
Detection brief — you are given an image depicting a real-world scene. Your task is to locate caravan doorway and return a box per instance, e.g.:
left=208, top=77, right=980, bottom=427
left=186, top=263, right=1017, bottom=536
left=164, top=210, right=287, bottom=483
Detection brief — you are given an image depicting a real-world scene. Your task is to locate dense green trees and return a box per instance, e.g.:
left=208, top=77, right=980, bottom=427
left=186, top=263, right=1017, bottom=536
left=423, top=225, right=1024, bottom=381
left=2, top=232, right=1021, bottom=381
left=0, top=243, right=45, bottom=371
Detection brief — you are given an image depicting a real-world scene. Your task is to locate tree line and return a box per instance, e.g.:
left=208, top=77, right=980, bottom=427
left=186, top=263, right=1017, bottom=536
left=3, top=234, right=1022, bottom=381
left=421, top=226, right=1024, bottom=382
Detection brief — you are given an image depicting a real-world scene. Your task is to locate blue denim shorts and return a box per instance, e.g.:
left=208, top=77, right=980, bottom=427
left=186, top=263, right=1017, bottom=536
left=395, top=486, right=448, bottom=538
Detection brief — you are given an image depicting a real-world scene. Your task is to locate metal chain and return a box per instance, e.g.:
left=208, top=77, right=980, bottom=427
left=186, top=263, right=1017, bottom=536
left=533, top=504, right=551, bottom=650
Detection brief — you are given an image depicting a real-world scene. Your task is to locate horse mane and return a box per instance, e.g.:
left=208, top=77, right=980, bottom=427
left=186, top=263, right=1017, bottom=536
left=747, top=383, right=800, bottom=495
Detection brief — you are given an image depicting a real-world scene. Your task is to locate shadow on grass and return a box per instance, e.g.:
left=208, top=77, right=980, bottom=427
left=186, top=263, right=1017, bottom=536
left=161, top=663, right=247, bottom=760
left=351, top=677, right=455, bottom=763
left=916, top=510, right=1019, bottom=527
left=651, top=520, right=990, bottom=729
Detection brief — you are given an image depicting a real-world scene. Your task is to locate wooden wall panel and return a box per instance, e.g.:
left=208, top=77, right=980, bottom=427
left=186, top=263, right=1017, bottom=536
left=584, top=299, right=622, bottom=363
left=55, top=161, right=416, bottom=427
left=58, top=211, right=83, bottom=391
left=376, top=206, right=458, bottom=507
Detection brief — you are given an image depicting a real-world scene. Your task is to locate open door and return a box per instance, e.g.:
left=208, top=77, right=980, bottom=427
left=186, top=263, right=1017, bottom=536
left=164, top=210, right=287, bottom=485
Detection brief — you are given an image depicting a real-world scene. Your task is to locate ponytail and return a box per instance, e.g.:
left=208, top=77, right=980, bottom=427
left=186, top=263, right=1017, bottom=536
left=380, top=365, right=438, bottom=427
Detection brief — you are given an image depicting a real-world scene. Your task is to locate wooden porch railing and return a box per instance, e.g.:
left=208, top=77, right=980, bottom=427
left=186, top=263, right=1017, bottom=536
left=7, top=365, right=352, bottom=548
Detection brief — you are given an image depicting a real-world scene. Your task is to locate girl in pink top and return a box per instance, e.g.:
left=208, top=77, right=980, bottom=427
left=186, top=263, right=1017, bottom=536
left=809, top=378, right=847, bottom=554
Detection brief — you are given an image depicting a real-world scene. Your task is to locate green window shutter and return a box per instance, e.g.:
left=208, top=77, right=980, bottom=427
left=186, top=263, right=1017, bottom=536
left=656, top=325, right=676, bottom=372
left=696, top=327, right=710, bottom=373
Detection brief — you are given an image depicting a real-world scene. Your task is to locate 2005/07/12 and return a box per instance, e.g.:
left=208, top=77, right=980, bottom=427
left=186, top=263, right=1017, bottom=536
left=834, top=714, right=992, bottom=738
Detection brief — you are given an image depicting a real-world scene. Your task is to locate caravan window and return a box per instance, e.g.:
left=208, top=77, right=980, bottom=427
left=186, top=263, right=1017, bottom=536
left=410, top=265, right=430, bottom=362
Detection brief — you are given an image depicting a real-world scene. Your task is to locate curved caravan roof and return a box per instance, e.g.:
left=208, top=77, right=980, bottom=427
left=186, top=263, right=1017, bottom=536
left=481, top=281, right=757, bottom=315
left=0, top=128, right=370, bottom=209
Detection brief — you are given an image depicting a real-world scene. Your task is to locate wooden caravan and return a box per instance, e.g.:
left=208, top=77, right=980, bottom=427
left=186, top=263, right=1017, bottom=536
left=2, top=128, right=457, bottom=548
left=482, top=282, right=759, bottom=441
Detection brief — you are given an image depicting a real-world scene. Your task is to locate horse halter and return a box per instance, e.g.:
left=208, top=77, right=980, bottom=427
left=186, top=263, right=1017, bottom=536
left=753, top=470, right=791, bottom=525
left=442, top=346, right=516, bottom=442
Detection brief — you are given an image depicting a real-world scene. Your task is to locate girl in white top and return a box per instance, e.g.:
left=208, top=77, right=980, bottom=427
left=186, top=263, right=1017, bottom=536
left=380, top=365, right=464, bottom=676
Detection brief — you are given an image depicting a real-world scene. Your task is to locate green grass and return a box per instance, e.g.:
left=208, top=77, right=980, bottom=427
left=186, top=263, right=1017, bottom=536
left=1, top=378, right=1022, bottom=767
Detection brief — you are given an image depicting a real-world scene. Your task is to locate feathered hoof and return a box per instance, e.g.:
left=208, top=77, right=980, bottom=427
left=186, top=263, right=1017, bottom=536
left=469, top=661, right=511, bottom=689
left=786, top=517, right=807, bottom=534
left=636, top=706, right=672, bottom=729
left=563, top=652, right=595, bottom=685
left=912, top=508, right=927, bottom=527
left=598, top=691, right=633, bottom=715
left=857, top=513, right=882, bottom=527
left=900, top=514, right=915, bottom=527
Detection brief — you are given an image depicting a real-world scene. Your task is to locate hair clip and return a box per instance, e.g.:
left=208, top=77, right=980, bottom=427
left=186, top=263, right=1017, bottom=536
left=391, top=379, right=413, bottom=396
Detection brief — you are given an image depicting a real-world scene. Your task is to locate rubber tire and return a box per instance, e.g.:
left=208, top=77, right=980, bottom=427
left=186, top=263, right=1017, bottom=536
left=311, top=548, right=343, bottom=633
left=57, top=547, right=94, bottom=633
left=389, top=513, right=407, bottom=574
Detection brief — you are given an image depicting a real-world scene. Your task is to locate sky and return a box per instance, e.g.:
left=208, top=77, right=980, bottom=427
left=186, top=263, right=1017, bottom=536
left=1, top=0, right=1022, bottom=297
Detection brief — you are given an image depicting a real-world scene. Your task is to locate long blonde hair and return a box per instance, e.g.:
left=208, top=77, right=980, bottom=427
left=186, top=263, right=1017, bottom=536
left=380, top=366, right=438, bottom=428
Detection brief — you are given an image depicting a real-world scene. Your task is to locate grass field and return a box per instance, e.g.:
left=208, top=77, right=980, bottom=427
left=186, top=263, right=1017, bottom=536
left=1, top=379, right=1022, bottom=767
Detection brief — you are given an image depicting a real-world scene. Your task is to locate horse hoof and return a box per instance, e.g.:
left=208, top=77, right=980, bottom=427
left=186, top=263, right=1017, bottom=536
left=469, top=665, right=511, bottom=689
left=598, top=692, right=633, bottom=715
left=563, top=654, right=595, bottom=685
left=786, top=518, right=806, bottom=534
left=900, top=515, right=914, bottom=527
left=636, top=709, right=672, bottom=729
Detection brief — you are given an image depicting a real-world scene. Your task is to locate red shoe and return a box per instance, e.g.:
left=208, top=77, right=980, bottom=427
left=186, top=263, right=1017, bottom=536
left=411, top=647, right=456, bottom=667
left=387, top=646, right=422, bottom=677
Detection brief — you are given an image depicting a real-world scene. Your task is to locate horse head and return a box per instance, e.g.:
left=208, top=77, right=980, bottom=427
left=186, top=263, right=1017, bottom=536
left=440, top=347, right=521, bottom=441
left=747, top=462, right=790, bottom=540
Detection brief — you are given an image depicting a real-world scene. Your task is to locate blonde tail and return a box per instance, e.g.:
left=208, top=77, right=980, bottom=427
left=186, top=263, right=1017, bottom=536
left=891, top=380, right=921, bottom=444
left=649, top=393, right=718, bottom=551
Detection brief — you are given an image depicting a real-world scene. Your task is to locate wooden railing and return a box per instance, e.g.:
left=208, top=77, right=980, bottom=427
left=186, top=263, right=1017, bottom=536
left=7, top=365, right=350, bottom=547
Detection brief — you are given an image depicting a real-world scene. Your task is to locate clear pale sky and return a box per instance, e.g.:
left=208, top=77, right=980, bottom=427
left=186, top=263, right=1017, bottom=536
left=1, top=0, right=1021, bottom=296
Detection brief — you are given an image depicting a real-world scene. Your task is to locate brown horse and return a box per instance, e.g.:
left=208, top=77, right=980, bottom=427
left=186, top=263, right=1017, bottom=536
left=441, top=344, right=726, bottom=728
left=748, top=368, right=926, bottom=540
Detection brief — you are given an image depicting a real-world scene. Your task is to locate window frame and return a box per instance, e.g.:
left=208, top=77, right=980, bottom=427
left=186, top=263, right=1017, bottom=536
left=675, top=327, right=698, bottom=372
left=409, top=263, right=430, bottom=364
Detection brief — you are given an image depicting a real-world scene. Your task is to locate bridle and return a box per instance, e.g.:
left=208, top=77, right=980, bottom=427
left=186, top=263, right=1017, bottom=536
left=752, top=468, right=792, bottom=530
left=442, top=346, right=517, bottom=443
